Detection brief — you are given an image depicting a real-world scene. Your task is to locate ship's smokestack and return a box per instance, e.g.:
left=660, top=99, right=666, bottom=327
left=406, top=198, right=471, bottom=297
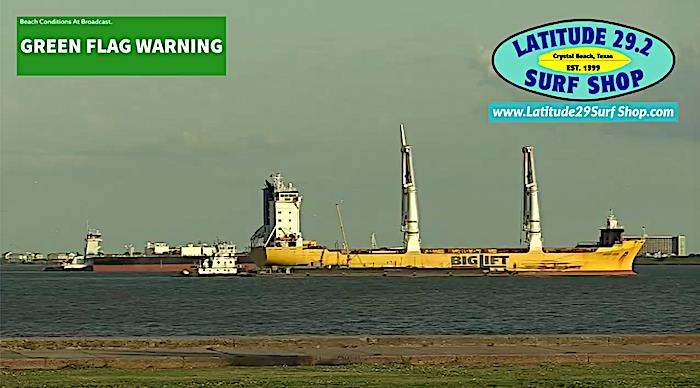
left=401, top=124, right=420, bottom=252
left=522, top=146, right=543, bottom=251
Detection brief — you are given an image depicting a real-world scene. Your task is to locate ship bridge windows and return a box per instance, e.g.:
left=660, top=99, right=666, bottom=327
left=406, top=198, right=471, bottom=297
left=276, top=193, right=299, bottom=201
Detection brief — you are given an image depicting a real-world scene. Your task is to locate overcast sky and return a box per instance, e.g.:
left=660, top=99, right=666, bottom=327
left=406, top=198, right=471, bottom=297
left=1, top=0, right=698, bottom=254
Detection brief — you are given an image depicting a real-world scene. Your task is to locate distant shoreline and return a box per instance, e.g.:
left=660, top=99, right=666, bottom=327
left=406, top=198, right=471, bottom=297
left=3, top=334, right=698, bottom=349
left=634, top=256, right=700, bottom=265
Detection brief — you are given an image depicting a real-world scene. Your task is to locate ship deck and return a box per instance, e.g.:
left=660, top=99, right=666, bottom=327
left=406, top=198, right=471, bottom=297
left=314, top=246, right=601, bottom=255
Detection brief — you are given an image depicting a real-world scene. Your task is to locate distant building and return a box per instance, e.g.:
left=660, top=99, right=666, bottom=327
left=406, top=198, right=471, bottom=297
left=47, top=252, right=78, bottom=262
left=2, top=251, right=43, bottom=263
left=625, top=235, right=687, bottom=257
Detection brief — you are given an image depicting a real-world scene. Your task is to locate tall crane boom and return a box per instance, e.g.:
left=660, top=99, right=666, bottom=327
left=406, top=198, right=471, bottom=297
left=400, top=124, right=421, bottom=252
left=522, top=146, right=543, bottom=251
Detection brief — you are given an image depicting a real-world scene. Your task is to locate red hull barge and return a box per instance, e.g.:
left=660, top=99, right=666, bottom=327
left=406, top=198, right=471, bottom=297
left=93, top=263, right=195, bottom=272
left=90, top=257, right=257, bottom=273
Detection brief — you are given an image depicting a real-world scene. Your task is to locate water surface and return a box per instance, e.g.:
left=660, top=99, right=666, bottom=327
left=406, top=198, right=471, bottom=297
left=1, top=266, right=698, bottom=337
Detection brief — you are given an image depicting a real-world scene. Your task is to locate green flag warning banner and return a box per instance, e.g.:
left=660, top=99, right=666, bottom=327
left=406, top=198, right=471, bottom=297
left=17, top=16, right=227, bottom=76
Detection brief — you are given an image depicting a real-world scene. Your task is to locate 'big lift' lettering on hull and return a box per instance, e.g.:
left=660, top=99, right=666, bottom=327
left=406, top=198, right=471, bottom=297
left=450, top=254, right=509, bottom=268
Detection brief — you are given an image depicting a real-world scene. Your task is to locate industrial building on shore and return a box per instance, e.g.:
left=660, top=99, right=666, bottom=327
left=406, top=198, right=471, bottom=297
left=626, top=235, right=687, bottom=257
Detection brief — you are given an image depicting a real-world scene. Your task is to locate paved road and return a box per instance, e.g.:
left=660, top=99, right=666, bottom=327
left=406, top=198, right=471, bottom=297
left=1, top=335, right=698, bottom=369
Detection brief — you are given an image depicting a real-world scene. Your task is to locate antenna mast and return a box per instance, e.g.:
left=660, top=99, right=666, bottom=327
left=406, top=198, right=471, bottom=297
left=84, top=220, right=89, bottom=258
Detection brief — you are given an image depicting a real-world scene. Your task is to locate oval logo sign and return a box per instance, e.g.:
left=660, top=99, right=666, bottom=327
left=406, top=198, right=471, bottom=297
left=492, top=19, right=675, bottom=101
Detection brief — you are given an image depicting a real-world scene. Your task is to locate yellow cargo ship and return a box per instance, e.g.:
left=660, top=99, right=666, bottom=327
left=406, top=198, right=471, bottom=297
left=249, top=125, right=644, bottom=276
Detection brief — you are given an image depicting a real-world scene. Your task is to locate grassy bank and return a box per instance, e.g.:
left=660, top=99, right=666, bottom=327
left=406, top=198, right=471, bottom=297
left=2, top=362, right=698, bottom=387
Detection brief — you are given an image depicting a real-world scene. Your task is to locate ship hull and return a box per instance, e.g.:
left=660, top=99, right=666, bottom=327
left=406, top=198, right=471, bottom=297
left=250, top=240, right=644, bottom=276
left=42, top=265, right=94, bottom=272
left=92, top=263, right=195, bottom=272
left=90, top=256, right=199, bottom=273
left=89, top=256, right=256, bottom=273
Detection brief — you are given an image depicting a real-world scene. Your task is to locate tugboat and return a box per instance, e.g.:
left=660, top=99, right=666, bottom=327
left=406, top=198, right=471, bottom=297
left=42, top=255, right=93, bottom=271
left=180, top=243, right=252, bottom=277
left=61, top=255, right=93, bottom=271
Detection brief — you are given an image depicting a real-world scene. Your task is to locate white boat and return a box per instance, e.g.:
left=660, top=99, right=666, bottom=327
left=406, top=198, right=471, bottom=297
left=62, top=255, right=93, bottom=271
left=43, top=255, right=93, bottom=271
left=180, top=242, right=250, bottom=277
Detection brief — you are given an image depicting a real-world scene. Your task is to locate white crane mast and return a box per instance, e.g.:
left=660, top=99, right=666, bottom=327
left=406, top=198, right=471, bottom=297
left=522, top=146, right=543, bottom=251
left=400, top=124, right=421, bottom=252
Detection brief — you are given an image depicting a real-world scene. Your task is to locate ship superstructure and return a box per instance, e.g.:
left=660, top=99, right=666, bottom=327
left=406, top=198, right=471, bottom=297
left=249, top=124, right=644, bottom=276
left=251, top=173, right=304, bottom=248
left=85, top=228, right=103, bottom=256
